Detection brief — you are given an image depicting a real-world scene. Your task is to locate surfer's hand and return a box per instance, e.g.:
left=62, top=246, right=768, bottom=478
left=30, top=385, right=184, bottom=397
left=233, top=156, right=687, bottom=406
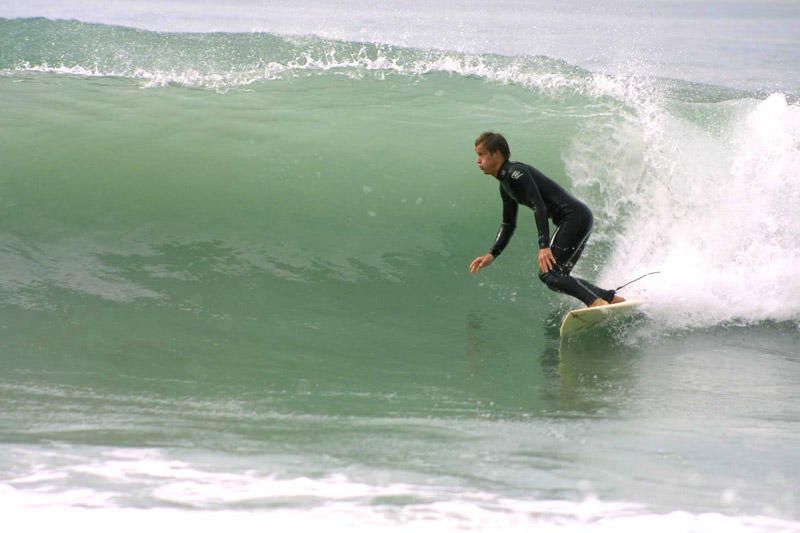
left=469, top=253, right=494, bottom=273
left=538, top=248, right=556, bottom=273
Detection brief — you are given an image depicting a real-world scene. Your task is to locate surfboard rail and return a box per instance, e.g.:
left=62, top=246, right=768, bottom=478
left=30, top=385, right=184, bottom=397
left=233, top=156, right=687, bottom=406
left=559, top=299, right=646, bottom=338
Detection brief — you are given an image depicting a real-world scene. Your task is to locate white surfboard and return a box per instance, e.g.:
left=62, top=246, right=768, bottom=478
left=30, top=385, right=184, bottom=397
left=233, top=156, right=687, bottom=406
left=559, top=299, right=646, bottom=338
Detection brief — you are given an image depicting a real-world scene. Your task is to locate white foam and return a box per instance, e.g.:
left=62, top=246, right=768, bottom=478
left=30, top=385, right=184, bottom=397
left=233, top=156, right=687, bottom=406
left=567, top=68, right=800, bottom=330
left=9, top=48, right=586, bottom=94
left=1, top=482, right=797, bottom=533
left=4, top=447, right=797, bottom=532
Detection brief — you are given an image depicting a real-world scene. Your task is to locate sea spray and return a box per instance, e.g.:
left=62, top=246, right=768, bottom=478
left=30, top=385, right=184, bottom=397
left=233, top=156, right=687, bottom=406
left=594, top=92, right=800, bottom=328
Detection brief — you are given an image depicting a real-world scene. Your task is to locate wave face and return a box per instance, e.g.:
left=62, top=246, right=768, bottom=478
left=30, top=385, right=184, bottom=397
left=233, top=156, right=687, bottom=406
left=2, top=18, right=798, bottom=332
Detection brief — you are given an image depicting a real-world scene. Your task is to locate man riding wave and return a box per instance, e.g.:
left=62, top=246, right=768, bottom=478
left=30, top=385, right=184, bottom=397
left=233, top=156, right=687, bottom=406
left=469, top=131, right=624, bottom=308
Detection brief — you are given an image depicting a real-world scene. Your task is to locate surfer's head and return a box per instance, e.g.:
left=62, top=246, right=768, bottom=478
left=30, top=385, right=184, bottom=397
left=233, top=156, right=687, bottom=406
left=474, top=131, right=509, bottom=176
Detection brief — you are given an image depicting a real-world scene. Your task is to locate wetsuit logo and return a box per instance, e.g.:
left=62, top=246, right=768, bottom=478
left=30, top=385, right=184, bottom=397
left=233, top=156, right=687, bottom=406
left=511, top=170, right=523, bottom=180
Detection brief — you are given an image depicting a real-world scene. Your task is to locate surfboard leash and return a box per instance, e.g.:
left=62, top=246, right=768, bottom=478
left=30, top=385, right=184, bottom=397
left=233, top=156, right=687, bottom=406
left=615, top=271, right=660, bottom=292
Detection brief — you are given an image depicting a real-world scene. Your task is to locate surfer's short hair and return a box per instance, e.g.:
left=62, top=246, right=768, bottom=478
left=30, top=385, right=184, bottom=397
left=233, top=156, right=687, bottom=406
left=475, top=131, right=510, bottom=159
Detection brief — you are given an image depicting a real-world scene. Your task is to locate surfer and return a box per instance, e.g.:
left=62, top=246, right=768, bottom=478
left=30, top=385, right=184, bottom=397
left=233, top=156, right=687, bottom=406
left=468, top=131, right=624, bottom=308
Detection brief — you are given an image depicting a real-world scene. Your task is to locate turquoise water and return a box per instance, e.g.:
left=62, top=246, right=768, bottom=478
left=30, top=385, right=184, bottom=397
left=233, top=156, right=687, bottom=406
left=1, top=5, right=799, bottom=531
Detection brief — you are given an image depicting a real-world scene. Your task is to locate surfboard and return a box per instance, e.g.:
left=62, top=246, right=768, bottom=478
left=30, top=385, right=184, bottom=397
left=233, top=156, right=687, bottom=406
left=559, top=299, right=645, bottom=338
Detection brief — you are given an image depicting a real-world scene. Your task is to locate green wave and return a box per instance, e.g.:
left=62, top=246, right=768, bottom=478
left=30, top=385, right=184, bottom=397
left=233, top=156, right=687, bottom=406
left=1, top=18, right=597, bottom=92
left=1, top=17, right=797, bottom=337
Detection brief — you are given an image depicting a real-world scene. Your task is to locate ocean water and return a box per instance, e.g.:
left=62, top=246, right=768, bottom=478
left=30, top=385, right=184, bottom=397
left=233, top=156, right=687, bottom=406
left=1, top=1, right=799, bottom=531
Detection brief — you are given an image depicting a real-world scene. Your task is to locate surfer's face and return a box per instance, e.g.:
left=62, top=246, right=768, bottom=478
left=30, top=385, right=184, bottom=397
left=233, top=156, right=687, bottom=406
left=475, top=144, right=504, bottom=176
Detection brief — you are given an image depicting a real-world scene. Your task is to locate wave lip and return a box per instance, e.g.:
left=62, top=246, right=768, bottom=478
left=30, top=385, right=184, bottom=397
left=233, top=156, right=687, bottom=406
left=0, top=17, right=596, bottom=92
left=4, top=0, right=800, bottom=92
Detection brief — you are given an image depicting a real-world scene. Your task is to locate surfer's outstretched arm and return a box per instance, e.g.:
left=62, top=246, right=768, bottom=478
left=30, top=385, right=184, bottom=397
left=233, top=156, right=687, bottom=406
left=470, top=185, right=518, bottom=274
left=489, top=186, right=518, bottom=258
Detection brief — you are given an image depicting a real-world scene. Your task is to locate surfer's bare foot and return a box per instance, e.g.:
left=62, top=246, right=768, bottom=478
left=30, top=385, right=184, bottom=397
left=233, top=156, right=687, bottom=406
left=588, top=298, right=610, bottom=308
left=611, top=295, right=626, bottom=304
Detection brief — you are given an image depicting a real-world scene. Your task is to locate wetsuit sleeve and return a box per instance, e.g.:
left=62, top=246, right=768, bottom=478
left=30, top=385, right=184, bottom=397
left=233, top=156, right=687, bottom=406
left=490, top=185, right=518, bottom=257
left=508, top=166, right=550, bottom=249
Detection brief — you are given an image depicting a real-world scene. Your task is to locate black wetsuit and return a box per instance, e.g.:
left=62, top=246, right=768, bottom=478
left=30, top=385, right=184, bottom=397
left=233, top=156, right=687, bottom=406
left=489, top=160, right=615, bottom=306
